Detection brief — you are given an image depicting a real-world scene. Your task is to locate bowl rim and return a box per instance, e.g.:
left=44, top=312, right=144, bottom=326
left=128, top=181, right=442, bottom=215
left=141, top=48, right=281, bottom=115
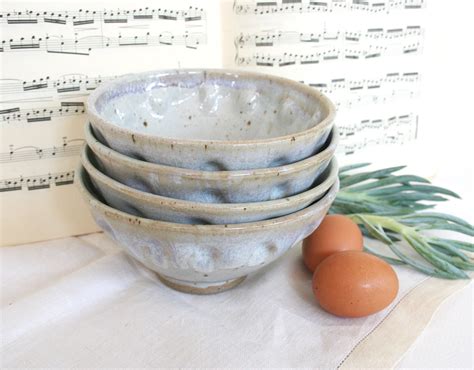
left=86, top=68, right=336, bottom=146
left=81, top=143, right=339, bottom=214
left=76, top=164, right=339, bottom=233
left=85, top=121, right=339, bottom=179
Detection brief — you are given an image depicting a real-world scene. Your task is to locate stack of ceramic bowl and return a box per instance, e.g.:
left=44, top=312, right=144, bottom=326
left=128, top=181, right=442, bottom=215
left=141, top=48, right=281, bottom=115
left=79, top=69, right=339, bottom=294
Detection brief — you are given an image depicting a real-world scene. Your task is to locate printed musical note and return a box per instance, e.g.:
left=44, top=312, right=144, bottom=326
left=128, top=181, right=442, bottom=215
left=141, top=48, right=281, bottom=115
left=1, top=138, right=84, bottom=163
left=0, top=74, right=113, bottom=104
left=233, top=0, right=425, bottom=15
left=0, top=170, right=75, bottom=192
left=0, top=1, right=213, bottom=246
left=338, top=113, right=417, bottom=154
left=303, top=71, right=419, bottom=94
left=1, top=102, right=85, bottom=123
left=1, top=32, right=207, bottom=55
left=236, top=42, right=421, bottom=66
left=0, top=7, right=206, bottom=26
left=235, top=26, right=423, bottom=48
left=301, top=71, right=420, bottom=108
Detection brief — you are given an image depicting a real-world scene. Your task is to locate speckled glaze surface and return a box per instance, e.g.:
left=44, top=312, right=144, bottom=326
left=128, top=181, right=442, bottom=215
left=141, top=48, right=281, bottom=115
left=76, top=166, right=339, bottom=294
left=84, top=122, right=338, bottom=203
left=87, top=69, right=335, bottom=171
left=81, top=144, right=338, bottom=224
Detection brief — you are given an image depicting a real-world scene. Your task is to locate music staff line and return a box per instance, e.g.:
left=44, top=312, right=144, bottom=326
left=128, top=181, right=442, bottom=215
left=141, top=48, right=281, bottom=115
left=235, top=26, right=423, bottom=49
left=1, top=139, right=84, bottom=164
left=0, top=74, right=108, bottom=96
left=236, top=43, right=421, bottom=66
left=233, top=0, right=425, bottom=15
left=1, top=102, right=85, bottom=123
left=0, top=71, right=420, bottom=123
left=0, top=7, right=205, bottom=26
left=0, top=170, right=75, bottom=192
left=338, top=133, right=415, bottom=155
left=0, top=32, right=206, bottom=55
left=339, top=113, right=415, bottom=135
left=1, top=70, right=419, bottom=97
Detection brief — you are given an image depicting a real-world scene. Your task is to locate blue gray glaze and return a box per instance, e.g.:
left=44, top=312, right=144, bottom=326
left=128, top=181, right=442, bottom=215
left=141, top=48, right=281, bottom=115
left=84, top=122, right=338, bottom=203
left=81, top=144, right=338, bottom=224
left=76, top=166, right=339, bottom=294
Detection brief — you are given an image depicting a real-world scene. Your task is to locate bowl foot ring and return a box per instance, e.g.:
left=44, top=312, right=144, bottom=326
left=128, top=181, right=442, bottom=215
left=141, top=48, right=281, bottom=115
left=158, top=275, right=246, bottom=294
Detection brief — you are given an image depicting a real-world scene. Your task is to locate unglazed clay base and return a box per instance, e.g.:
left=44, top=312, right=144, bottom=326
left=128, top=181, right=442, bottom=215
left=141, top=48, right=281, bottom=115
left=158, top=275, right=247, bottom=295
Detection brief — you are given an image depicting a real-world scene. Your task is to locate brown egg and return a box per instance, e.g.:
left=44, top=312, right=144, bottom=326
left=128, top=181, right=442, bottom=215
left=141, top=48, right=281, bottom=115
left=312, top=251, right=399, bottom=317
left=302, top=214, right=363, bottom=272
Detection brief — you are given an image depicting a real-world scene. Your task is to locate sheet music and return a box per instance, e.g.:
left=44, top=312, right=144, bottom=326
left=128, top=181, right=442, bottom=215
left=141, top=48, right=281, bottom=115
left=222, top=0, right=426, bottom=159
left=0, top=0, right=430, bottom=246
left=0, top=0, right=221, bottom=246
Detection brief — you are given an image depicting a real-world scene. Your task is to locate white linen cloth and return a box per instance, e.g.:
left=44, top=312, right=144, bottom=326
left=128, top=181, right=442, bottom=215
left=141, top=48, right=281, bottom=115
left=1, top=152, right=472, bottom=368
left=1, top=233, right=429, bottom=368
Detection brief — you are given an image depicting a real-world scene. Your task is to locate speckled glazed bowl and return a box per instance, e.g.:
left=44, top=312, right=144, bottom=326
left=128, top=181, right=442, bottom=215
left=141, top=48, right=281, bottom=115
left=87, top=69, right=335, bottom=171
left=81, top=144, right=338, bottom=224
left=85, top=123, right=338, bottom=203
left=76, top=165, right=339, bottom=294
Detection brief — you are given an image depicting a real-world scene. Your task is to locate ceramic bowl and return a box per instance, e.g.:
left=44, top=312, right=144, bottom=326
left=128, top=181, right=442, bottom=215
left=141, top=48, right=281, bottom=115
left=85, top=123, right=338, bottom=203
left=76, top=165, right=339, bottom=294
left=87, top=69, right=335, bottom=171
left=81, top=144, right=338, bottom=224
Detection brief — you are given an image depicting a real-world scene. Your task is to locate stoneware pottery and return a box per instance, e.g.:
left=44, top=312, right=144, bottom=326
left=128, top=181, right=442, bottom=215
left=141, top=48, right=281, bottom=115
left=84, top=122, right=338, bottom=203
left=76, top=165, right=339, bottom=294
left=86, top=69, right=335, bottom=171
left=81, top=144, right=339, bottom=224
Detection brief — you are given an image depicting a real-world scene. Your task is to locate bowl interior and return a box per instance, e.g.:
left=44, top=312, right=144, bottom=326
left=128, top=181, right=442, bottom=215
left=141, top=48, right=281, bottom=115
left=91, top=70, right=330, bottom=141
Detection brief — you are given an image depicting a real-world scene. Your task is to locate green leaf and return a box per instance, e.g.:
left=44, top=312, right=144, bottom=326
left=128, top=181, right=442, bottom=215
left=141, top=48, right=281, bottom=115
left=332, top=198, right=399, bottom=215
left=339, top=163, right=371, bottom=173
left=404, top=234, right=469, bottom=279
left=367, top=184, right=461, bottom=199
left=416, top=222, right=474, bottom=237
left=402, top=212, right=473, bottom=229
left=363, top=245, right=405, bottom=265
left=429, top=245, right=474, bottom=270
left=345, top=175, right=431, bottom=192
left=429, top=239, right=472, bottom=262
left=436, top=238, right=474, bottom=252
left=340, top=166, right=407, bottom=187
left=424, top=243, right=474, bottom=270
left=386, top=242, right=461, bottom=279
left=383, top=192, right=448, bottom=202
left=356, top=215, right=393, bottom=244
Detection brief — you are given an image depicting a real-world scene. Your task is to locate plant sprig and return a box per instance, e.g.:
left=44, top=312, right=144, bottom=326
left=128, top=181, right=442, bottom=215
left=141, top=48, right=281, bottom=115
left=330, top=163, right=474, bottom=279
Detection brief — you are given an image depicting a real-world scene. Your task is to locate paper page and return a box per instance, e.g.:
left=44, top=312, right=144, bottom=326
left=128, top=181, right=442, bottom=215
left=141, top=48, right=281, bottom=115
left=221, top=0, right=426, bottom=165
left=0, top=0, right=222, bottom=246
